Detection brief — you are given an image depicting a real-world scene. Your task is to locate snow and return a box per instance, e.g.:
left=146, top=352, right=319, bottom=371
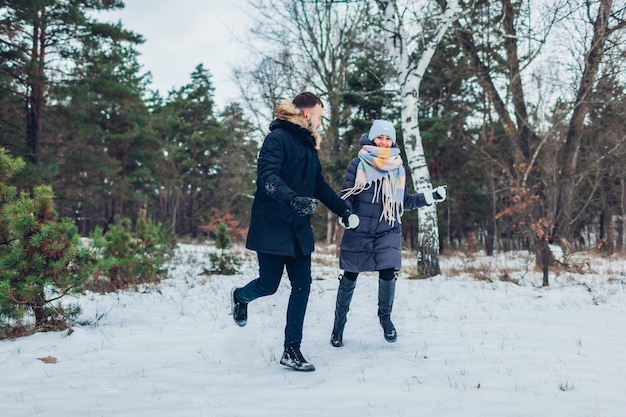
left=2, top=243, right=626, bottom=417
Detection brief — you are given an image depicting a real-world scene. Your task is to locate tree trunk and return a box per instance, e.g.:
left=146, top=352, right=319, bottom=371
left=555, top=0, right=613, bottom=244
left=485, top=172, right=496, bottom=255
left=599, top=210, right=606, bottom=249
left=418, top=220, right=441, bottom=276
left=607, top=208, right=614, bottom=255
left=326, top=209, right=335, bottom=245
left=402, top=94, right=442, bottom=276
left=377, top=0, right=460, bottom=277
left=618, top=178, right=625, bottom=252
left=27, top=8, right=47, bottom=170
left=539, top=238, right=550, bottom=287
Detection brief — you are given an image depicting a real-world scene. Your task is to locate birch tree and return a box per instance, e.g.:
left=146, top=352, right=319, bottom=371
left=374, top=0, right=461, bottom=276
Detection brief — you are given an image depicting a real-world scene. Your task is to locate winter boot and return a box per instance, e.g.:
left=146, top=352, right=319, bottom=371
left=330, top=274, right=357, bottom=347
left=378, top=277, right=397, bottom=343
left=279, top=346, right=315, bottom=372
left=231, top=287, right=248, bottom=327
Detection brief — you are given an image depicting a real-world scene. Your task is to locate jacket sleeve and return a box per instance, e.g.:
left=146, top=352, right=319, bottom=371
left=403, top=188, right=430, bottom=211
left=313, top=157, right=350, bottom=216
left=256, top=134, right=297, bottom=205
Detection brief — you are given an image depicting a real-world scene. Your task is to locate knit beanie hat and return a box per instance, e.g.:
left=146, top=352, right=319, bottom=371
left=368, top=120, right=396, bottom=144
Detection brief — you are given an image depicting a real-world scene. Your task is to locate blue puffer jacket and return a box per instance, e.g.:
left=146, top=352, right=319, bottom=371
left=339, top=136, right=430, bottom=272
left=246, top=100, right=349, bottom=257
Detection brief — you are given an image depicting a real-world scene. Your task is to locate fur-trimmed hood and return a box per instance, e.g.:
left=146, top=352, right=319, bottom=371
left=273, top=99, right=321, bottom=150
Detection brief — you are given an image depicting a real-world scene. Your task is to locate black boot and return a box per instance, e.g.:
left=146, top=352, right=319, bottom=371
left=231, top=287, right=247, bottom=327
left=378, top=277, right=397, bottom=343
left=280, top=346, right=315, bottom=372
left=330, top=274, right=357, bottom=347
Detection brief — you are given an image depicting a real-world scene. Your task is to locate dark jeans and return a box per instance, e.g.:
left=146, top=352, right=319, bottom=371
left=236, top=252, right=312, bottom=349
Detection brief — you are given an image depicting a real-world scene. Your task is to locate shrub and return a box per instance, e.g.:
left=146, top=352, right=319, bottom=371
left=206, top=222, right=241, bottom=275
left=89, top=209, right=177, bottom=292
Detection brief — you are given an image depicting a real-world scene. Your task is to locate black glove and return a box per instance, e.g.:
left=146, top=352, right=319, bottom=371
left=289, top=196, right=319, bottom=217
left=341, top=209, right=351, bottom=226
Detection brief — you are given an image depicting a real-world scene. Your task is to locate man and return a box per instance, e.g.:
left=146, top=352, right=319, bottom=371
left=231, top=92, right=357, bottom=372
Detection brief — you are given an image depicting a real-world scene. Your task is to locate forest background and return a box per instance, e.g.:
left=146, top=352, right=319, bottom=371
left=1, top=0, right=626, bottom=268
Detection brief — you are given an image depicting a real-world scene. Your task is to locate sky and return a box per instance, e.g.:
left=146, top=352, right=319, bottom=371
left=2, top=243, right=626, bottom=416
left=99, top=0, right=254, bottom=109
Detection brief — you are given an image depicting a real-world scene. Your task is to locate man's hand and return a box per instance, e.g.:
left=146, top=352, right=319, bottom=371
left=338, top=209, right=360, bottom=229
left=289, top=196, right=320, bottom=217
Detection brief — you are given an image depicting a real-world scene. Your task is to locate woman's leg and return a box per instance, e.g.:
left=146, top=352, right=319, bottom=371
left=378, top=269, right=397, bottom=342
left=331, top=271, right=358, bottom=347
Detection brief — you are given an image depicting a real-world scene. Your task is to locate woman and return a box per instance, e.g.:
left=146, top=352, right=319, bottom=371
left=331, top=120, right=446, bottom=347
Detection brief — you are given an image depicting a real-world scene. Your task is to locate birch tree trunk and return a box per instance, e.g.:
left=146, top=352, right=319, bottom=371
left=377, top=0, right=460, bottom=276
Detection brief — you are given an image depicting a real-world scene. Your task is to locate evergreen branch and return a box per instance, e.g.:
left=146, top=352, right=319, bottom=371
left=45, top=285, right=76, bottom=304
left=5, top=287, right=29, bottom=306
left=0, top=238, right=17, bottom=246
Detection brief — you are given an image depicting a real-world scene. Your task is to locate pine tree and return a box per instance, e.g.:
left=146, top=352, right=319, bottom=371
left=0, top=0, right=129, bottom=186
left=207, top=223, right=241, bottom=275
left=53, top=26, right=157, bottom=233
left=0, top=148, right=95, bottom=337
left=213, top=103, right=258, bottom=230
left=153, top=64, right=223, bottom=237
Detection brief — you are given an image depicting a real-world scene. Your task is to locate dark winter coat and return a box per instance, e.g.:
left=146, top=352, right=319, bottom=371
left=246, top=100, right=349, bottom=257
left=339, top=136, right=430, bottom=272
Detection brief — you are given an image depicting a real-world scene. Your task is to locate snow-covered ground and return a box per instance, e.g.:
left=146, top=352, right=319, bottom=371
left=2, top=243, right=625, bottom=417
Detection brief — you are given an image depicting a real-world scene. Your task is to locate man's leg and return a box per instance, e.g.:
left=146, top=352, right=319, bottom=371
left=283, top=254, right=312, bottom=348
left=278, top=254, right=315, bottom=371
left=231, top=253, right=285, bottom=326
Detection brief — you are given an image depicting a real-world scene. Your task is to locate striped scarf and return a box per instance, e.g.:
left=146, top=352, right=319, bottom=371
left=342, top=145, right=406, bottom=225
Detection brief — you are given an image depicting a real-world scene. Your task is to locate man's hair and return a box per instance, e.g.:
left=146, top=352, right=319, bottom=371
left=293, top=92, right=323, bottom=109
